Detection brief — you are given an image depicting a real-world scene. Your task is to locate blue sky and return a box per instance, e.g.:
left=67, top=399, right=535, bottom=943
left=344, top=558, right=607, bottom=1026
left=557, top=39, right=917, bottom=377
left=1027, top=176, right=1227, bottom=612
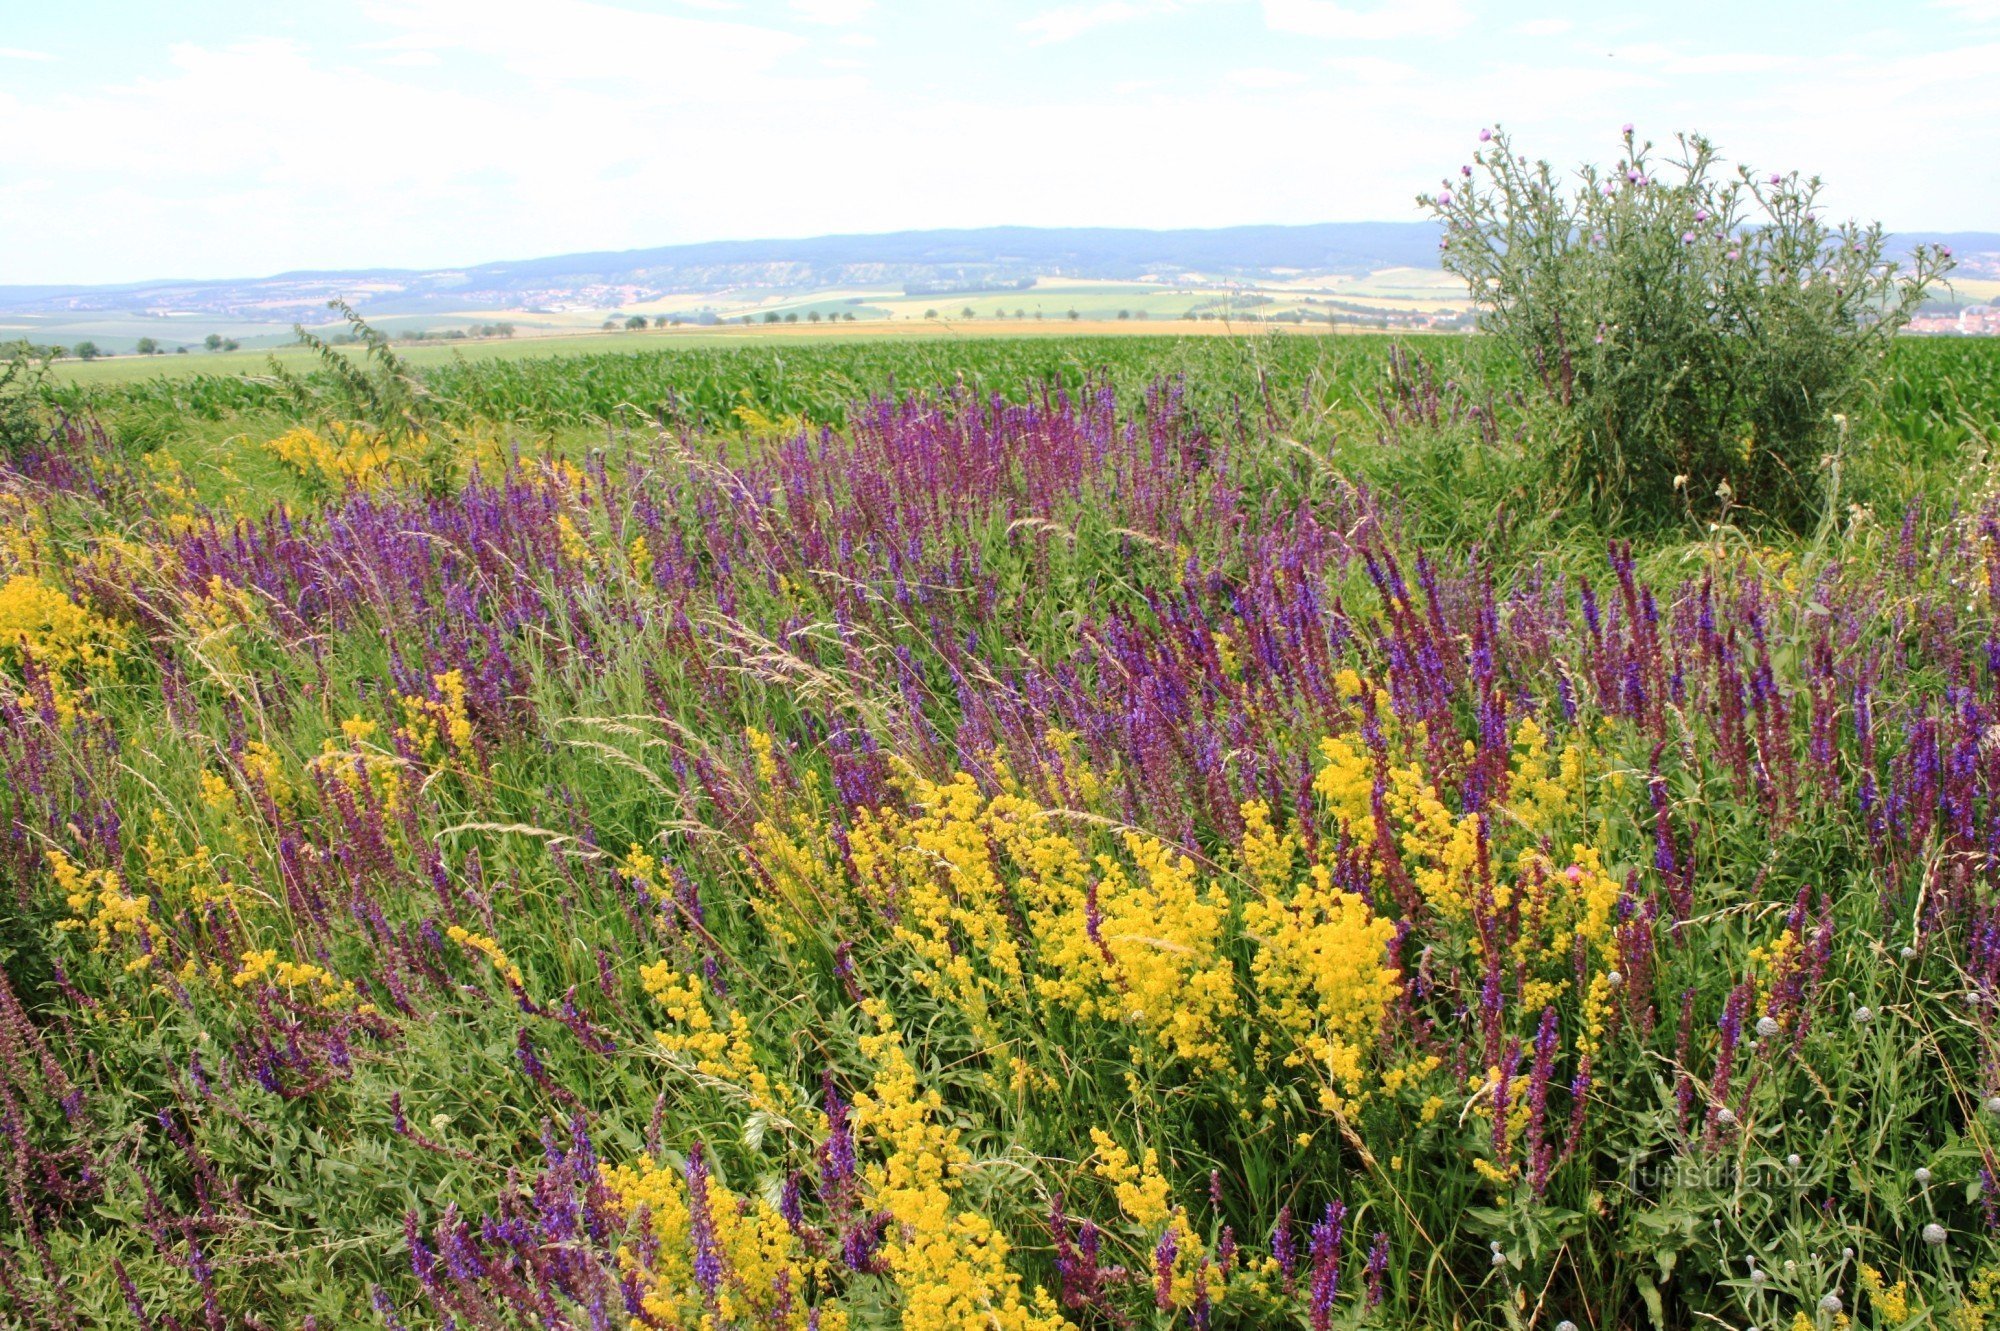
left=4, top=0, right=1997, bottom=284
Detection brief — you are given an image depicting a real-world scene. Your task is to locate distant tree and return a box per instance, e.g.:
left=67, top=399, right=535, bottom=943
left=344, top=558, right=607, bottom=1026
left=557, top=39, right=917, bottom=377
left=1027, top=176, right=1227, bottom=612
left=204, top=333, right=224, bottom=351
left=175, top=345, right=189, bottom=353
left=221, top=339, right=239, bottom=351
left=1117, top=309, right=1131, bottom=320
left=784, top=312, right=797, bottom=323
left=843, top=312, right=856, bottom=321
left=653, top=316, right=671, bottom=328
left=1066, top=309, right=1079, bottom=320
left=624, top=315, right=648, bottom=330
left=807, top=311, right=821, bottom=323
left=1015, top=309, right=1026, bottom=318
left=73, top=341, right=103, bottom=360
left=603, top=319, right=619, bottom=330
left=764, top=312, right=782, bottom=324
left=668, top=318, right=682, bottom=327
left=924, top=309, right=938, bottom=320
left=961, top=306, right=976, bottom=318
left=135, top=337, right=159, bottom=355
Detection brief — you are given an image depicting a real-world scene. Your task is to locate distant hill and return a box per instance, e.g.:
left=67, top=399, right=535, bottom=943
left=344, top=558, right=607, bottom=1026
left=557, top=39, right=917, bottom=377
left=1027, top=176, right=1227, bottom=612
left=0, top=224, right=1450, bottom=322
left=4, top=222, right=1991, bottom=333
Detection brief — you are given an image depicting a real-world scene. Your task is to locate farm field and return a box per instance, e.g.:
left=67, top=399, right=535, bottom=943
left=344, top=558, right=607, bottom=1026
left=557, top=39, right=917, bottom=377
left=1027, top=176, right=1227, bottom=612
left=16, top=268, right=1475, bottom=363
left=7, top=326, right=2000, bottom=1331
left=42, top=319, right=1387, bottom=390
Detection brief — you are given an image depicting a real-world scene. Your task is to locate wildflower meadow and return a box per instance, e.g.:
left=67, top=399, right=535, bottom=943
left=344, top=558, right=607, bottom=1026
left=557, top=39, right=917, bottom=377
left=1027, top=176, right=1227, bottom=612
left=6, top=139, right=2000, bottom=1331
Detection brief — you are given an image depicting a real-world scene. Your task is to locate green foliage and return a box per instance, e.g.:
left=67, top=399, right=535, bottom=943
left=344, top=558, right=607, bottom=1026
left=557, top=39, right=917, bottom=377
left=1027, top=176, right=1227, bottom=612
left=1429, top=126, right=1954, bottom=530
left=0, top=343, right=53, bottom=461
left=268, top=300, right=433, bottom=437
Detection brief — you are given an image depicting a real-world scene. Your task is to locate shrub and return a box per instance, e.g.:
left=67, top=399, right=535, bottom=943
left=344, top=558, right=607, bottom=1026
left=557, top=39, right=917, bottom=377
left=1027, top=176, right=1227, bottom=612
left=0, top=345, right=51, bottom=461
left=1426, top=126, right=1953, bottom=529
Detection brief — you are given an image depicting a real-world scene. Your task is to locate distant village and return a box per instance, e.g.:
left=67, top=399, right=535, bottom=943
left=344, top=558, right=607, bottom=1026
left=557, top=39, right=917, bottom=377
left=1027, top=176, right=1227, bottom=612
left=1907, top=304, right=2000, bottom=336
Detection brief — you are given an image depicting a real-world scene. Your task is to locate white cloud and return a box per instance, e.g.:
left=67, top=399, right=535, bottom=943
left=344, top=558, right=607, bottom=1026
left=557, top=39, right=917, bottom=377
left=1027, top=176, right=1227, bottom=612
left=0, top=47, right=55, bottom=61
left=1020, top=2, right=1165, bottom=44
left=790, top=0, right=876, bottom=24
left=4, top=4, right=1998, bottom=283
left=1513, top=18, right=1573, bottom=36
left=358, top=0, right=804, bottom=91
left=1262, top=0, right=1471, bottom=41
left=1227, top=65, right=1307, bottom=88
left=1660, top=51, right=1798, bottom=75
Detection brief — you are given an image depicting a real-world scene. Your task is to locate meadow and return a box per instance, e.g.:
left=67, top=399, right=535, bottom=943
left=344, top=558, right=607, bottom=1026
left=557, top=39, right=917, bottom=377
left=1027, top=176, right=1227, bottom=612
left=5, top=324, right=2000, bottom=1331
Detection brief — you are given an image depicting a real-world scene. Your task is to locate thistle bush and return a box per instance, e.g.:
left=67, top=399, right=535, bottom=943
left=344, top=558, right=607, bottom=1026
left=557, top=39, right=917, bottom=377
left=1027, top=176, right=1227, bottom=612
left=1426, top=126, right=1955, bottom=529
left=0, top=345, right=52, bottom=463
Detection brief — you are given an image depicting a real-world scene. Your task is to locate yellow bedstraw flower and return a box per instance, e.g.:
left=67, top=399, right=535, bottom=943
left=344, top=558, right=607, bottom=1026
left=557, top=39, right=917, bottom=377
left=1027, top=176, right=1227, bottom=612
left=1242, top=858, right=1401, bottom=1109
left=445, top=924, right=524, bottom=988
left=231, top=949, right=359, bottom=1008
left=309, top=722, right=407, bottom=814
left=266, top=421, right=399, bottom=489
left=638, top=962, right=791, bottom=1116
left=1089, top=1128, right=1173, bottom=1228
left=0, top=575, right=122, bottom=671
left=853, top=1000, right=1072, bottom=1330
left=49, top=849, right=157, bottom=972
left=847, top=770, right=1241, bottom=1073
left=600, top=1150, right=843, bottom=1331
left=1860, top=1265, right=1911, bottom=1324
left=398, top=669, right=474, bottom=758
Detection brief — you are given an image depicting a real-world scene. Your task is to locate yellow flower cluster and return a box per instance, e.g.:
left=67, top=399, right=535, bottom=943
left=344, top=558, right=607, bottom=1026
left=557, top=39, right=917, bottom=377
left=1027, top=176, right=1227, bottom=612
left=846, top=771, right=1241, bottom=1072
left=48, top=849, right=157, bottom=973
left=1240, top=827, right=1402, bottom=1108
left=399, top=669, right=474, bottom=758
left=638, top=961, right=790, bottom=1116
left=266, top=422, right=401, bottom=489
left=1860, top=1264, right=1912, bottom=1324
left=1089, top=1128, right=1173, bottom=1227
left=853, top=1001, right=1071, bottom=1331
left=600, top=1153, right=843, bottom=1331
left=309, top=716, right=407, bottom=813
left=1046, top=832, right=1241, bottom=1068
left=0, top=574, right=123, bottom=719
left=140, top=816, right=236, bottom=913
left=445, top=923, right=524, bottom=988
left=232, top=948, right=361, bottom=1008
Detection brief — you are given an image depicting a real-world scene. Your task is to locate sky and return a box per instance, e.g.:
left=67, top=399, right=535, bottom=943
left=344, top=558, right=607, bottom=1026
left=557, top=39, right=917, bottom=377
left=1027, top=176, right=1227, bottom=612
left=3, top=0, right=1997, bottom=285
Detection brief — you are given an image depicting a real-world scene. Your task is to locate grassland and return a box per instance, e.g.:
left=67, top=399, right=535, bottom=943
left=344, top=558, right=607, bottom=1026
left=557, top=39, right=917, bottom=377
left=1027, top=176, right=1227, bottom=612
left=6, top=329, right=2000, bottom=1329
